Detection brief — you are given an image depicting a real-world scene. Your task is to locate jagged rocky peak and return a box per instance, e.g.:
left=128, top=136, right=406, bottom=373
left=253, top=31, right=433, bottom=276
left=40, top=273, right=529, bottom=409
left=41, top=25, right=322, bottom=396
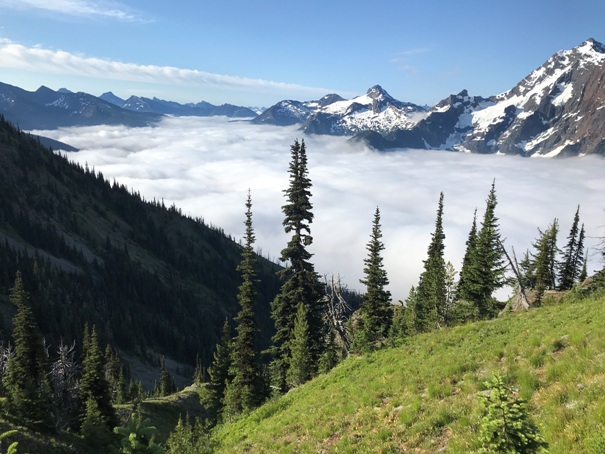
left=578, top=37, right=605, bottom=54
left=366, top=85, right=393, bottom=100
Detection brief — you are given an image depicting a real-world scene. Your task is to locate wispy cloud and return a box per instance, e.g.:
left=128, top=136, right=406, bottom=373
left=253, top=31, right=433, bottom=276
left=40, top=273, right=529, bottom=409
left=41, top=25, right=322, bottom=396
left=0, top=41, right=335, bottom=97
left=391, top=48, right=429, bottom=74
left=32, top=117, right=605, bottom=302
left=0, top=0, right=149, bottom=22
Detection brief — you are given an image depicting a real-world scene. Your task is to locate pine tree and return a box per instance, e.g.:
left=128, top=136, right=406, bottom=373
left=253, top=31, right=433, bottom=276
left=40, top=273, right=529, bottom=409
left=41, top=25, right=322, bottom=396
left=270, top=139, right=323, bottom=392
left=353, top=207, right=392, bottom=351
left=2, top=272, right=54, bottom=431
left=203, top=319, right=232, bottom=424
left=457, top=182, right=506, bottom=318
left=558, top=206, right=581, bottom=290
left=286, top=302, right=312, bottom=388
left=224, top=191, right=263, bottom=418
left=80, top=325, right=117, bottom=431
left=414, top=192, right=446, bottom=332
left=104, top=345, right=124, bottom=404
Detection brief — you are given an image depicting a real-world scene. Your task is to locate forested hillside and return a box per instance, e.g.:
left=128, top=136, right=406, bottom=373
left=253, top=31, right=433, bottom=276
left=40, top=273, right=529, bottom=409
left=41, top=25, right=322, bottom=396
left=0, top=115, right=282, bottom=372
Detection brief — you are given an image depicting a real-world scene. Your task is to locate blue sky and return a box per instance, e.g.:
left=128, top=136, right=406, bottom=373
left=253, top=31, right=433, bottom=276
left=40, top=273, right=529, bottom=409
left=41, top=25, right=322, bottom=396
left=0, top=0, right=604, bottom=107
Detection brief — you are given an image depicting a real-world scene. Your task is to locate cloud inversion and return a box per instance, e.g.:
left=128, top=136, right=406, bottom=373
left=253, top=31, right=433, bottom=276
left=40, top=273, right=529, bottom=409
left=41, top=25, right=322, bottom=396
left=33, top=117, right=605, bottom=302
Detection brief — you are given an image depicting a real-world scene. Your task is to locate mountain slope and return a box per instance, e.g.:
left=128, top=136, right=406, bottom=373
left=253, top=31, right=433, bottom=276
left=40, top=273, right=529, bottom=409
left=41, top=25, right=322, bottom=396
left=214, top=288, right=605, bottom=453
left=359, top=38, right=605, bottom=156
left=0, top=115, right=281, bottom=374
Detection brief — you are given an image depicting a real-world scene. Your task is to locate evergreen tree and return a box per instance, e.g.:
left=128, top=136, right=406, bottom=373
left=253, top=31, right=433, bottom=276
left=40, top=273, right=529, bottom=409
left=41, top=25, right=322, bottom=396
left=270, top=139, right=323, bottom=392
left=284, top=302, right=313, bottom=388
left=2, top=272, right=54, bottom=431
left=80, top=325, right=117, bottom=430
left=457, top=182, right=506, bottom=318
left=353, top=207, right=392, bottom=351
left=203, top=319, right=232, bottom=424
left=105, top=345, right=125, bottom=404
left=166, top=416, right=214, bottom=454
left=159, top=357, right=175, bottom=397
left=558, top=206, right=582, bottom=290
left=414, top=193, right=446, bottom=332
left=478, top=374, right=548, bottom=453
left=456, top=209, right=478, bottom=303
left=224, top=192, right=263, bottom=418
left=529, top=220, right=559, bottom=304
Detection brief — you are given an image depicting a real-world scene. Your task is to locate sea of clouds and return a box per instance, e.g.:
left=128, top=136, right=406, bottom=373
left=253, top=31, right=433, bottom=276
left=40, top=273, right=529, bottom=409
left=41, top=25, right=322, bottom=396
left=33, top=116, right=605, bottom=302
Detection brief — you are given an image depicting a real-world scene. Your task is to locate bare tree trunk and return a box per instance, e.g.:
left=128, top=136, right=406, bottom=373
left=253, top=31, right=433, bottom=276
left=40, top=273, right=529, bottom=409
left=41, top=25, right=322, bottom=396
left=499, top=241, right=530, bottom=313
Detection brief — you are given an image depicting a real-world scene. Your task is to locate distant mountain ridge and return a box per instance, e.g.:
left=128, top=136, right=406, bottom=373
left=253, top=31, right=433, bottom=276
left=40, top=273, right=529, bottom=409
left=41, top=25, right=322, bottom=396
left=0, top=81, right=161, bottom=129
left=0, top=82, right=259, bottom=131
left=253, top=85, right=427, bottom=136
left=100, top=92, right=258, bottom=118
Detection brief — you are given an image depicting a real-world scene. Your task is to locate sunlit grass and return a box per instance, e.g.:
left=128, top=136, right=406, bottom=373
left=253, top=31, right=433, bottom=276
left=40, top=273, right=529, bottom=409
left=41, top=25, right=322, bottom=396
left=214, top=288, right=605, bottom=453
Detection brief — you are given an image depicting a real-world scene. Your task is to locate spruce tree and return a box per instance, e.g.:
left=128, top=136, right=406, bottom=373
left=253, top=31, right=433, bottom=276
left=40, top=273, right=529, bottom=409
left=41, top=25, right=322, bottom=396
left=414, top=192, right=446, bottom=332
left=353, top=207, right=392, bottom=351
left=80, top=325, right=117, bottom=430
left=2, top=272, right=54, bottom=431
left=204, top=319, right=232, bottom=424
left=457, top=182, right=506, bottom=318
left=270, top=139, right=323, bottom=392
left=286, top=302, right=313, bottom=388
left=456, top=209, right=478, bottom=303
left=529, top=220, right=559, bottom=305
left=224, top=191, right=263, bottom=418
left=159, top=357, right=176, bottom=397
left=558, top=206, right=581, bottom=290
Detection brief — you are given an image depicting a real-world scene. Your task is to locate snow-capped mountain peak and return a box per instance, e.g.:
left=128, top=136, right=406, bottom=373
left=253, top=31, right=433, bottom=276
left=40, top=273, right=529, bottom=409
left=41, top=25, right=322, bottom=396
left=359, top=38, right=605, bottom=157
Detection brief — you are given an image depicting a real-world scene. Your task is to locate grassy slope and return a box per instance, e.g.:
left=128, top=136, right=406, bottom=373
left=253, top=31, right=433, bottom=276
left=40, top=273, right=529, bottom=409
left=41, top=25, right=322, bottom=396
left=214, top=290, right=605, bottom=453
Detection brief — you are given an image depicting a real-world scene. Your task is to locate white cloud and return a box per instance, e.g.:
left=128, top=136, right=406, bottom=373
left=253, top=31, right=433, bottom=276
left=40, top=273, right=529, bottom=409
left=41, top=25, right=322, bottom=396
left=0, top=41, right=336, bottom=100
left=0, top=0, right=147, bottom=22
left=32, top=117, right=605, bottom=302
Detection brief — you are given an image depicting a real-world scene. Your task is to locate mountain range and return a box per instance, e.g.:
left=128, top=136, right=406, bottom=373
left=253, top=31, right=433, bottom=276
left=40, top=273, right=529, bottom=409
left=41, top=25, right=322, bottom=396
left=1, top=38, right=604, bottom=157
left=256, top=38, right=605, bottom=157
left=0, top=82, right=257, bottom=130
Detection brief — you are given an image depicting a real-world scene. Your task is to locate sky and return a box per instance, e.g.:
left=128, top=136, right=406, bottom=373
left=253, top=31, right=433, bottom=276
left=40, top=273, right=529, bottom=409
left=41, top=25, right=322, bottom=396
left=1, top=0, right=605, bottom=107
left=32, top=117, right=605, bottom=302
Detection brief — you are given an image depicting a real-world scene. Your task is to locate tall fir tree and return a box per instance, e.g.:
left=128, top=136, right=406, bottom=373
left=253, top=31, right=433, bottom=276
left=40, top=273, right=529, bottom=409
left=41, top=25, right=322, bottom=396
left=456, top=181, right=506, bottom=318
left=558, top=206, right=581, bottom=290
left=528, top=220, right=559, bottom=305
left=353, top=207, right=392, bottom=351
left=456, top=209, right=478, bottom=303
left=2, top=272, right=54, bottom=431
left=270, top=139, right=323, bottom=392
left=80, top=325, right=117, bottom=430
left=159, top=356, right=176, bottom=397
left=223, top=191, right=263, bottom=418
left=414, top=193, right=446, bottom=332
left=204, top=319, right=233, bottom=424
